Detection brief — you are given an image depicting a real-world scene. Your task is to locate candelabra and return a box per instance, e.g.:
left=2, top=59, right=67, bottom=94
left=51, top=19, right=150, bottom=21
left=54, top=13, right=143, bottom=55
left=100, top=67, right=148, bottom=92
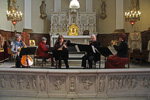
left=6, top=6, right=23, bottom=32
left=125, top=0, right=141, bottom=26
left=125, top=10, right=141, bottom=26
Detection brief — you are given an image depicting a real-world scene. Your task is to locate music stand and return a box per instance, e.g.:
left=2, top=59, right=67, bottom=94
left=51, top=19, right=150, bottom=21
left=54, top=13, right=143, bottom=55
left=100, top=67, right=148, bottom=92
left=98, top=47, right=113, bottom=57
left=20, top=47, right=36, bottom=68
left=78, top=45, right=96, bottom=53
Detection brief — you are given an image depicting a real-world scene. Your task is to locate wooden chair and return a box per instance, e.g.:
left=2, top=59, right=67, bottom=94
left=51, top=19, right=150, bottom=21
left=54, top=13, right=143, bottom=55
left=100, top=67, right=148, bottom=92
left=131, top=49, right=141, bottom=64
left=34, top=49, right=46, bottom=67
left=140, top=50, right=149, bottom=65
left=94, top=54, right=101, bottom=69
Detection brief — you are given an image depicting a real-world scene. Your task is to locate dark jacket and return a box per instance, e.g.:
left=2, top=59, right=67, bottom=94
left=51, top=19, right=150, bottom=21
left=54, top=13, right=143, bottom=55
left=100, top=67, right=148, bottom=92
left=114, top=40, right=128, bottom=58
left=89, top=41, right=100, bottom=61
left=53, top=41, right=68, bottom=59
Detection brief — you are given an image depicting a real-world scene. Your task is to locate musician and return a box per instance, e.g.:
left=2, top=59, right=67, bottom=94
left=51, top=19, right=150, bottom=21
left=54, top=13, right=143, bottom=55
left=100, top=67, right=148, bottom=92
left=53, top=35, right=69, bottom=69
left=38, top=37, right=54, bottom=66
left=105, top=32, right=128, bottom=69
left=81, top=34, right=100, bottom=69
left=11, top=34, right=26, bottom=68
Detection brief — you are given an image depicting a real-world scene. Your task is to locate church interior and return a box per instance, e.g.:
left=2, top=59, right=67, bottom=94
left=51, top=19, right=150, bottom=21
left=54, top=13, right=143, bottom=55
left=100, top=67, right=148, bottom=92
left=0, top=0, right=150, bottom=100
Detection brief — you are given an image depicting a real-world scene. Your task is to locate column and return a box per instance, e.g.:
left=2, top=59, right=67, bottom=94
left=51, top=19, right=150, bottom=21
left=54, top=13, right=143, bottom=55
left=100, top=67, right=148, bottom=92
left=54, top=0, right=61, bottom=12
left=86, top=0, right=93, bottom=12
left=116, top=0, right=124, bottom=29
left=24, top=0, right=32, bottom=30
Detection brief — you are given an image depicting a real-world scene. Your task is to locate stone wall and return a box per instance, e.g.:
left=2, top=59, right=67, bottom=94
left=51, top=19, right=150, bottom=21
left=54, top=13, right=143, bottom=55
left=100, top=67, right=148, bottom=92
left=0, top=68, right=150, bottom=99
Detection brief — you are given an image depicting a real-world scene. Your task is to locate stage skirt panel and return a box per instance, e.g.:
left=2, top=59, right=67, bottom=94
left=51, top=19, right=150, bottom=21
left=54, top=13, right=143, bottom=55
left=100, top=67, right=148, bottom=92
left=105, top=54, right=128, bottom=69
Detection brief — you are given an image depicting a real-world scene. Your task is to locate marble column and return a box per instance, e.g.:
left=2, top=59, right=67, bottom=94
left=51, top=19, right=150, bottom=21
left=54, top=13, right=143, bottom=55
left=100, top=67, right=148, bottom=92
left=54, top=0, right=61, bottom=12
left=23, top=0, right=32, bottom=32
left=115, top=0, right=124, bottom=31
left=86, top=0, right=93, bottom=12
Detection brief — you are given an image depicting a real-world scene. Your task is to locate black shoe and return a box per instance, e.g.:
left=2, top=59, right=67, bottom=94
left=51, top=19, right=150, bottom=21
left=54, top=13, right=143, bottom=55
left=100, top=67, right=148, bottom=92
left=66, top=66, right=69, bottom=69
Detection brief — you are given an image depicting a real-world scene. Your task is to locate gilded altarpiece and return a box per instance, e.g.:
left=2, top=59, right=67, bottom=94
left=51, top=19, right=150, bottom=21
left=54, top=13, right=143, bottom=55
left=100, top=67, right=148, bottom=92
left=49, top=11, right=97, bottom=46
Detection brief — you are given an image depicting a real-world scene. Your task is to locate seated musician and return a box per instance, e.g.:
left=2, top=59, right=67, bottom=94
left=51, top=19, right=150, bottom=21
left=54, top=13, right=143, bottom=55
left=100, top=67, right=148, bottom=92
left=105, top=32, right=128, bottom=69
left=38, top=37, right=54, bottom=66
left=11, top=34, right=26, bottom=68
left=81, top=34, right=100, bottom=69
left=53, top=35, right=69, bottom=69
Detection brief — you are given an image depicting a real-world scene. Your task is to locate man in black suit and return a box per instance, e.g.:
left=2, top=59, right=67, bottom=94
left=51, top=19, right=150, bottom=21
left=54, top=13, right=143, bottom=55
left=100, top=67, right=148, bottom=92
left=81, top=34, right=100, bottom=69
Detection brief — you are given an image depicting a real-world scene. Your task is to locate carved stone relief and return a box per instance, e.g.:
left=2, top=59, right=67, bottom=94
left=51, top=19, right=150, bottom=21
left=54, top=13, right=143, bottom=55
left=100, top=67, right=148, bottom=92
left=82, top=77, right=93, bottom=90
left=17, top=76, right=25, bottom=89
left=10, top=75, right=16, bottom=88
left=81, top=16, right=87, bottom=25
left=50, top=12, right=97, bottom=35
left=142, top=77, right=149, bottom=88
left=39, top=75, right=46, bottom=91
left=108, top=75, right=138, bottom=90
left=0, top=75, right=6, bottom=88
left=99, top=76, right=106, bottom=92
left=69, top=76, right=76, bottom=92
left=54, top=77, right=64, bottom=90
left=0, top=72, right=150, bottom=98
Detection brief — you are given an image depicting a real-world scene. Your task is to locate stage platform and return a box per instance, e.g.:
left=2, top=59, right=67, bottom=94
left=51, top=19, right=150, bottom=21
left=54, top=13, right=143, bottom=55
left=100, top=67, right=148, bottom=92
left=0, top=61, right=150, bottom=100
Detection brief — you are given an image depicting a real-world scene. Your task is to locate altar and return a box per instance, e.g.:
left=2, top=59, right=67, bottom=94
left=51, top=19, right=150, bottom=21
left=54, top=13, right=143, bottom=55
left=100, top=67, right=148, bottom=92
left=49, top=9, right=97, bottom=46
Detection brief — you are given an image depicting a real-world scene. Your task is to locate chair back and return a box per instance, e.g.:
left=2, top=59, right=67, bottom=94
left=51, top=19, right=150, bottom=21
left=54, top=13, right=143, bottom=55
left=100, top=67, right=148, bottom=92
left=141, top=50, right=149, bottom=59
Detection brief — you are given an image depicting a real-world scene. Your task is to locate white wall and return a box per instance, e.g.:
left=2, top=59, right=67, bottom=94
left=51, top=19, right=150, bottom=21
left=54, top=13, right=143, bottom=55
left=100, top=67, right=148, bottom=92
left=0, top=0, right=150, bottom=34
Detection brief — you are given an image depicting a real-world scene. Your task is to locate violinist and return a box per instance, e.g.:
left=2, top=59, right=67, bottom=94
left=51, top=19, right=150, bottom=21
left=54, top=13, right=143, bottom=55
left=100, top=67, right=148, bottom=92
left=105, top=32, right=128, bottom=68
left=81, top=34, right=100, bottom=69
left=11, top=34, right=26, bottom=68
left=38, top=37, right=54, bottom=66
left=53, top=35, right=69, bottom=69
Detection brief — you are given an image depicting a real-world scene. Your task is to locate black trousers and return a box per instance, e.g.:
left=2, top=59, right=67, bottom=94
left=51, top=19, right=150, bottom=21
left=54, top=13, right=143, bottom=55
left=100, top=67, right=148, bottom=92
left=58, top=57, right=69, bottom=69
left=82, top=54, right=95, bottom=69
left=54, top=50, right=69, bottom=69
left=16, top=55, right=21, bottom=68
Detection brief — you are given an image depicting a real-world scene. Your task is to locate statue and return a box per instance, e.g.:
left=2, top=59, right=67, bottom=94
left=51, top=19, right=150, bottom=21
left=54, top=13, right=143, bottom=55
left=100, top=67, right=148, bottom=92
left=131, top=0, right=140, bottom=11
left=40, top=0, right=47, bottom=19
left=0, top=34, right=4, bottom=51
left=100, top=0, right=107, bottom=19
left=8, top=0, right=17, bottom=11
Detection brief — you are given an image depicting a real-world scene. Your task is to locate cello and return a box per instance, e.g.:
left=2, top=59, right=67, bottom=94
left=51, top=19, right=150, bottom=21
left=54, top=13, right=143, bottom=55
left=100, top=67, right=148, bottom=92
left=19, top=47, right=34, bottom=67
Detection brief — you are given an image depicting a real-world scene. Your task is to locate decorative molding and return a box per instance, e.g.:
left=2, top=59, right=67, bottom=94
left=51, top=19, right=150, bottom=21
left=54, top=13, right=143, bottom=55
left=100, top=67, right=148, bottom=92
left=0, top=69, right=150, bottom=99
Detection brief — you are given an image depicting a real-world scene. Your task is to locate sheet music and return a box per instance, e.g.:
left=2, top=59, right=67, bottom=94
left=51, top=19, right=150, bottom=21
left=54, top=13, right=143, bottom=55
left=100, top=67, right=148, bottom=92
left=75, top=45, right=80, bottom=52
left=108, top=46, right=117, bottom=55
left=91, top=46, right=96, bottom=53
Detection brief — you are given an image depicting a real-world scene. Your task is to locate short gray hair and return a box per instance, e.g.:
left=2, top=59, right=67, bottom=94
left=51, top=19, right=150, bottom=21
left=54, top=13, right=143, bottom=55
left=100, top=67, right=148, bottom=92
left=91, top=34, right=96, bottom=38
left=15, top=34, right=21, bottom=40
left=41, top=37, right=47, bottom=41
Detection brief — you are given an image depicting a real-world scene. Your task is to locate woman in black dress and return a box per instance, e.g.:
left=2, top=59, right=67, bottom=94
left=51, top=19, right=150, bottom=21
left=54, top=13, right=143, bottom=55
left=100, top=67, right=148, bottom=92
left=53, top=35, right=69, bottom=69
